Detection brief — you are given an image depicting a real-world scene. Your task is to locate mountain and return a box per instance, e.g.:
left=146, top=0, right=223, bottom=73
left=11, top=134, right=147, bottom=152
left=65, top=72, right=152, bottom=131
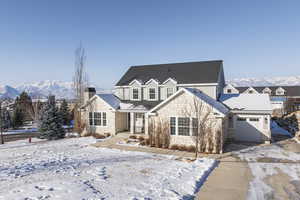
left=0, top=80, right=109, bottom=100
left=0, top=85, right=20, bottom=99
left=228, top=75, right=300, bottom=87
left=14, top=80, right=75, bottom=99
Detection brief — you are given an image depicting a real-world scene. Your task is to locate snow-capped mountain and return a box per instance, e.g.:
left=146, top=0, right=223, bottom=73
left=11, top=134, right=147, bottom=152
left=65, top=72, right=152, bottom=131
left=228, top=75, right=300, bottom=87
left=14, top=80, right=75, bottom=99
left=0, top=80, right=108, bottom=100
left=0, top=85, right=20, bottom=99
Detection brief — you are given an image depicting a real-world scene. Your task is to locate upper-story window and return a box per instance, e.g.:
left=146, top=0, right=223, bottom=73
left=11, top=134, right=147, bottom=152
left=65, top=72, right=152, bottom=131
left=167, top=88, right=174, bottom=98
left=149, top=88, right=156, bottom=100
left=227, top=89, right=232, bottom=94
left=132, top=88, right=139, bottom=100
left=276, top=88, right=285, bottom=96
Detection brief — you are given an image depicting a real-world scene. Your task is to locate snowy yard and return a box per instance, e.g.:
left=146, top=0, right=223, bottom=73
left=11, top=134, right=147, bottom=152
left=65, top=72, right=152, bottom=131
left=235, top=142, right=300, bottom=200
left=0, top=137, right=216, bottom=200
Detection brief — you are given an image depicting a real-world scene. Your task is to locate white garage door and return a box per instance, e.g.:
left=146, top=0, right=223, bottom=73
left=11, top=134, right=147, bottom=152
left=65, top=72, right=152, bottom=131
left=235, top=117, right=262, bottom=142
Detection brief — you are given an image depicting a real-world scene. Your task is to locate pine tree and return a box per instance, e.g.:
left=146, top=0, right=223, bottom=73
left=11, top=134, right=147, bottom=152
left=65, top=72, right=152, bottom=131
left=59, top=99, right=70, bottom=126
left=38, top=100, right=65, bottom=140
left=12, top=107, right=24, bottom=128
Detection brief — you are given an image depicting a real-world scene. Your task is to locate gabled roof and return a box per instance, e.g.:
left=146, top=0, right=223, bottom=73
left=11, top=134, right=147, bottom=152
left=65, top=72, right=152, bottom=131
left=220, top=94, right=272, bottom=112
left=96, top=94, right=121, bottom=110
left=149, top=88, right=229, bottom=116
left=235, top=86, right=300, bottom=96
left=116, top=60, right=223, bottom=86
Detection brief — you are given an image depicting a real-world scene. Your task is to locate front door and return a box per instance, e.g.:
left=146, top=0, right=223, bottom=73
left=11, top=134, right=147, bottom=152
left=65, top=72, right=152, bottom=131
left=135, top=113, right=145, bottom=134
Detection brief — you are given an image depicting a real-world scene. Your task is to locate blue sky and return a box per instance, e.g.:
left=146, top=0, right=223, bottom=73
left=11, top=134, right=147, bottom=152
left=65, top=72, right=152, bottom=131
left=0, top=0, right=299, bottom=88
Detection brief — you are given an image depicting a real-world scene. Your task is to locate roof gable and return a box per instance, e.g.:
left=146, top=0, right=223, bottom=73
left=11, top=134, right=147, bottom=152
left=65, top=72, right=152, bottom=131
left=149, top=88, right=229, bottom=116
left=116, top=60, right=223, bottom=86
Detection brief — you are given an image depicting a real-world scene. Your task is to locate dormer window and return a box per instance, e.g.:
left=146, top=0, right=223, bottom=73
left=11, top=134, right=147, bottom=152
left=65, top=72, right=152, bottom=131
left=276, top=88, right=285, bottom=96
left=167, top=88, right=174, bottom=98
left=132, top=88, right=139, bottom=100
left=263, top=88, right=272, bottom=95
left=149, top=88, right=156, bottom=100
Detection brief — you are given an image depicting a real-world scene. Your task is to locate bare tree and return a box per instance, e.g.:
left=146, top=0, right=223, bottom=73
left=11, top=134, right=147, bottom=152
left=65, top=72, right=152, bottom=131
left=183, top=96, right=222, bottom=157
left=0, top=100, right=4, bottom=144
left=73, top=43, right=89, bottom=133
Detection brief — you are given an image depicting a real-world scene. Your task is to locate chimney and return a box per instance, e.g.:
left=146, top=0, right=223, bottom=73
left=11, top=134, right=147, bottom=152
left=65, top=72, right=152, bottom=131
left=84, top=87, right=96, bottom=104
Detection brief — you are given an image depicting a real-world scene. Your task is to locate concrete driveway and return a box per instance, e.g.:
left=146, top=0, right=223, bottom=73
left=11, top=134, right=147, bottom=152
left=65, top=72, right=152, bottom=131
left=197, top=139, right=300, bottom=200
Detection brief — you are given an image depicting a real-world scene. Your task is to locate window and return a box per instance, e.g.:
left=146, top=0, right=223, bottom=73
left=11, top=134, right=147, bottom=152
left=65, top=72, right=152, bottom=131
left=227, top=89, right=232, bottom=94
left=132, top=88, right=139, bottom=100
left=192, top=118, right=198, bottom=136
left=94, top=112, right=102, bottom=126
left=178, top=117, right=190, bottom=136
left=248, top=90, right=254, bottom=94
left=149, top=88, right=156, bottom=100
left=89, top=112, right=107, bottom=126
left=237, top=117, right=246, bottom=121
left=167, top=88, right=174, bottom=98
left=170, top=117, right=176, bottom=135
left=249, top=118, right=259, bottom=122
left=102, top=112, right=107, bottom=126
left=89, top=112, right=93, bottom=125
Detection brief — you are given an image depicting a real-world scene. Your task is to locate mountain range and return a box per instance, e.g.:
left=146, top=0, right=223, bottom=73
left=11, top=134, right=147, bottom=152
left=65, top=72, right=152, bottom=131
left=0, top=80, right=108, bottom=100
left=1, top=76, right=300, bottom=99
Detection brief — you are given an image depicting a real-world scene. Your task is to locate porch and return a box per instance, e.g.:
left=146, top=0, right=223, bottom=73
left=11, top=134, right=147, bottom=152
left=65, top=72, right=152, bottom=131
left=117, top=110, right=148, bottom=135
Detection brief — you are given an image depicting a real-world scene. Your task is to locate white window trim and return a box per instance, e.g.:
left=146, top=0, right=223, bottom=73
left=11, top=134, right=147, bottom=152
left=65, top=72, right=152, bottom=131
left=166, top=87, right=174, bottom=98
left=148, top=87, right=157, bottom=101
left=170, top=116, right=197, bottom=136
left=89, top=112, right=107, bottom=127
left=131, top=88, right=141, bottom=101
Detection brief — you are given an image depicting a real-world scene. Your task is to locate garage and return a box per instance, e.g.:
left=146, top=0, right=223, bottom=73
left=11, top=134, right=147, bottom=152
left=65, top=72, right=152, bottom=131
left=221, top=93, right=273, bottom=143
left=235, top=116, right=262, bottom=142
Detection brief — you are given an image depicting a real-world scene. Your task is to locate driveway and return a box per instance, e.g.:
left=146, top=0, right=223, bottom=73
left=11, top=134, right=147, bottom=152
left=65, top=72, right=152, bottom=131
left=197, top=139, right=300, bottom=200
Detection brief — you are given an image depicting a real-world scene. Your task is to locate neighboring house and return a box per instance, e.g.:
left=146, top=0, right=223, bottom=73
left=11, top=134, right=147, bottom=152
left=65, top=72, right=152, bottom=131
left=81, top=60, right=273, bottom=150
left=224, top=84, right=300, bottom=113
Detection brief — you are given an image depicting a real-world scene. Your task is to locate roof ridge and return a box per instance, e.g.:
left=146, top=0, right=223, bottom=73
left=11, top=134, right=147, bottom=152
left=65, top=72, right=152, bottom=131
left=130, top=60, right=223, bottom=68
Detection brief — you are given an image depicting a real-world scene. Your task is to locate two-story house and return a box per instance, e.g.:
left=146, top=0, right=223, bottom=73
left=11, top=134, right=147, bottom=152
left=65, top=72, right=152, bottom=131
left=81, top=60, right=272, bottom=150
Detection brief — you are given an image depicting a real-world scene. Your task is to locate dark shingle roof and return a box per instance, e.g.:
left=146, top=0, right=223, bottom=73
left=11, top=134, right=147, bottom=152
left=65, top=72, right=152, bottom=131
left=116, top=60, right=223, bottom=86
left=120, top=100, right=162, bottom=110
left=235, top=86, right=300, bottom=96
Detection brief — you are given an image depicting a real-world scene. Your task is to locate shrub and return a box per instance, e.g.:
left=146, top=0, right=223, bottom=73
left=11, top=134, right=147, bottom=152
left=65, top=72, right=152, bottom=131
left=186, top=145, right=196, bottom=153
left=129, top=135, right=137, bottom=139
left=92, top=133, right=106, bottom=139
left=145, top=138, right=150, bottom=146
left=170, top=144, right=179, bottom=150
left=140, top=141, right=146, bottom=146
left=178, top=145, right=187, bottom=151
left=138, top=136, right=145, bottom=142
left=104, top=133, right=111, bottom=137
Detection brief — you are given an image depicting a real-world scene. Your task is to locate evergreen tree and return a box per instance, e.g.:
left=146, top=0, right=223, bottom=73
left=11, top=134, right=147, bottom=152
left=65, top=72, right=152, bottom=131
left=59, top=99, right=70, bottom=126
left=12, top=107, right=24, bottom=128
left=38, top=100, right=65, bottom=140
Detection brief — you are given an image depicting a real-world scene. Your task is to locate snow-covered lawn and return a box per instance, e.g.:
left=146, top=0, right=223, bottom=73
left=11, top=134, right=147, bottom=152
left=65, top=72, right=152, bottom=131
left=0, top=137, right=216, bottom=200
left=235, top=143, right=300, bottom=200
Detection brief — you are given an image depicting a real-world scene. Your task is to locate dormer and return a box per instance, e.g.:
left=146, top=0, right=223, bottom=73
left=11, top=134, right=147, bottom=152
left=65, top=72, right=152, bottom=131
left=275, top=87, right=285, bottom=96
left=160, top=78, right=177, bottom=100
left=262, top=87, right=272, bottom=95
left=244, top=87, right=258, bottom=94
left=223, top=84, right=239, bottom=94
left=144, top=79, right=159, bottom=101
left=129, top=79, right=142, bottom=101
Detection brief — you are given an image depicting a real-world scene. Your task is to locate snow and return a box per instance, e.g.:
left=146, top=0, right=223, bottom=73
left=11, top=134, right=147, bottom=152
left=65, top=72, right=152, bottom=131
left=0, top=137, right=216, bottom=200
left=235, top=144, right=300, bottom=200
left=270, top=121, right=292, bottom=137
left=220, top=93, right=272, bottom=111
left=2, top=128, right=37, bottom=135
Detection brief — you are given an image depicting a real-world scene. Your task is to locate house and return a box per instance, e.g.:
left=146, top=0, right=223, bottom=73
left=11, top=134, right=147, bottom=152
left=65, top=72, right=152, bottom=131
left=224, top=84, right=300, bottom=113
left=81, top=60, right=273, bottom=151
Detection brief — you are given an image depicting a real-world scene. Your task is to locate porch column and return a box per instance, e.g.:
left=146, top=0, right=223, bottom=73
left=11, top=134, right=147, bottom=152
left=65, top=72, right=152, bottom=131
left=130, top=112, right=135, bottom=134
left=144, top=113, right=149, bottom=135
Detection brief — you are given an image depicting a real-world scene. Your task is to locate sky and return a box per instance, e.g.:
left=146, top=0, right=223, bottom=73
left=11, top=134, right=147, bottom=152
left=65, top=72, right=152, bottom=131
left=0, top=0, right=299, bottom=89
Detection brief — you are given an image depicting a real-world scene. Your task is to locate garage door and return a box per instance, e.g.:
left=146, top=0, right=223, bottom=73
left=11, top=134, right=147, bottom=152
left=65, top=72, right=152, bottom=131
left=235, top=117, right=262, bottom=142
